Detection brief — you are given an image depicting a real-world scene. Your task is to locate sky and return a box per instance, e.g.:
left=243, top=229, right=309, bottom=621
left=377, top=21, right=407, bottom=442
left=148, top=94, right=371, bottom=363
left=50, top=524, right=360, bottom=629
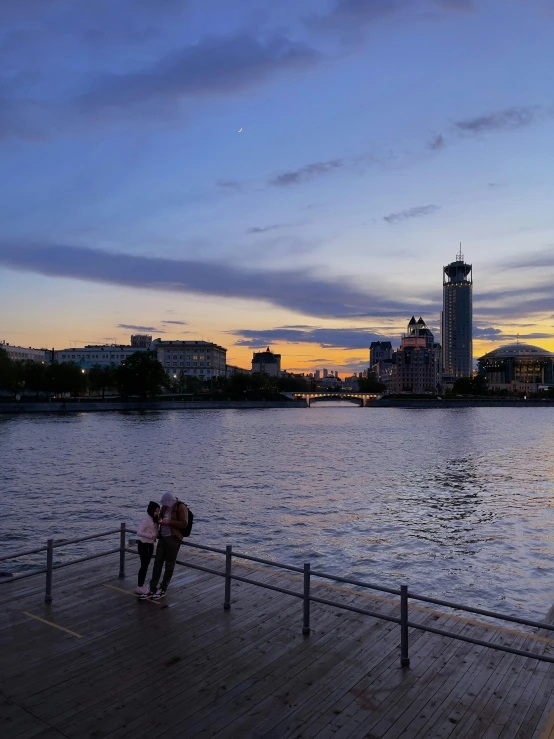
left=1, top=0, right=553, bottom=374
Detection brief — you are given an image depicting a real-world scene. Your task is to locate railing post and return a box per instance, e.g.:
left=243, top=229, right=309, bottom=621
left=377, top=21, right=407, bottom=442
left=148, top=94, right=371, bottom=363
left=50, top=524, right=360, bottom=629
left=45, top=539, right=53, bottom=604
left=119, top=522, right=126, bottom=579
left=303, top=562, right=311, bottom=635
left=224, top=544, right=232, bottom=610
left=400, top=584, right=410, bottom=667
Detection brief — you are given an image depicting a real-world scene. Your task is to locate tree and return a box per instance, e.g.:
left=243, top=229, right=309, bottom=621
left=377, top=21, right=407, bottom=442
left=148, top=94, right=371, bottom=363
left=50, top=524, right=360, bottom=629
left=47, top=362, right=86, bottom=398
left=451, top=375, right=488, bottom=396
left=89, top=364, right=116, bottom=399
left=451, top=376, right=473, bottom=395
left=116, top=351, right=166, bottom=399
left=276, top=375, right=309, bottom=393
left=358, top=370, right=386, bottom=393
left=471, top=373, right=488, bottom=395
left=21, top=361, right=47, bottom=400
left=0, top=347, right=16, bottom=394
left=183, top=375, right=203, bottom=394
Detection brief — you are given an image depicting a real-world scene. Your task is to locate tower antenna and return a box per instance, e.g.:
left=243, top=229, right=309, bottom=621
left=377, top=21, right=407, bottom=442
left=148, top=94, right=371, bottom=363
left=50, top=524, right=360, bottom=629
left=456, top=242, right=464, bottom=262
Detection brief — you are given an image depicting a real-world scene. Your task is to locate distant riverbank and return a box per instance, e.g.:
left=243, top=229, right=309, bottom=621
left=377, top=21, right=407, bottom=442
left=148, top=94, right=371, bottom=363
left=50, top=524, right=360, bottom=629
left=1, top=397, right=553, bottom=413
left=370, top=398, right=554, bottom=408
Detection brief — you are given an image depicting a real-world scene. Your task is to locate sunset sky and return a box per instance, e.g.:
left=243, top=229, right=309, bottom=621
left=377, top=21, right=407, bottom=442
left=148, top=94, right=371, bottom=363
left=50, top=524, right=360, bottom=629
left=1, top=0, right=553, bottom=374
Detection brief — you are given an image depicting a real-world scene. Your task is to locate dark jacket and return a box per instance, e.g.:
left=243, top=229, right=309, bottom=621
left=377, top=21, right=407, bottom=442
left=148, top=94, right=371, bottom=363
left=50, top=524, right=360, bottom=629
left=160, top=501, right=189, bottom=542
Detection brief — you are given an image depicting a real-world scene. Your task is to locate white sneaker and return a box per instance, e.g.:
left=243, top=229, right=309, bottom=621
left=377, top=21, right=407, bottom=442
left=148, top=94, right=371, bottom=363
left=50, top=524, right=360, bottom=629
left=135, top=585, right=147, bottom=595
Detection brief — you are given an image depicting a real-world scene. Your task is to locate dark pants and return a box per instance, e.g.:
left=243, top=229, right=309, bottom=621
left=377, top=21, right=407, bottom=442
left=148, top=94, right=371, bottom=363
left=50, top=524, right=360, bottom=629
left=149, top=536, right=181, bottom=591
left=137, top=542, right=154, bottom=587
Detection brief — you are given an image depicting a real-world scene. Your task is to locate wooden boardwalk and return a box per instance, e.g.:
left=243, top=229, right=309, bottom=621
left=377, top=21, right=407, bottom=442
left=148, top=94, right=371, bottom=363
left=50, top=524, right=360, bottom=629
left=1, top=549, right=554, bottom=738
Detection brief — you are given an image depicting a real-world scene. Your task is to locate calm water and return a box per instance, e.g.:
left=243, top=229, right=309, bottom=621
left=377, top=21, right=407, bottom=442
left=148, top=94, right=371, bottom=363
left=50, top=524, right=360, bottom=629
left=2, top=406, right=554, bottom=619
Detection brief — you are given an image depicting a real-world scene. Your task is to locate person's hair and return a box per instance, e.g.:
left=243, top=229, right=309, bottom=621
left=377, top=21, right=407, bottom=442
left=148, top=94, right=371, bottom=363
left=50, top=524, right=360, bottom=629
left=147, top=501, right=160, bottom=522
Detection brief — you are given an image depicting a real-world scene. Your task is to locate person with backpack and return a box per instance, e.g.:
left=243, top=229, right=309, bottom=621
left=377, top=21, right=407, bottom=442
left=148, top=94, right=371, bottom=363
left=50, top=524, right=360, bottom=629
left=140, top=492, right=189, bottom=600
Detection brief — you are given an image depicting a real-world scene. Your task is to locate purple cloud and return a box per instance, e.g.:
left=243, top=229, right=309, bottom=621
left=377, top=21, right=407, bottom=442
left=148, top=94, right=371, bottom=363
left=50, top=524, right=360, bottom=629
left=79, top=34, right=320, bottom=113
left=247, top=224, right=291, bottom=234
left=384, top=204, right=440, bottom=224
left=117, top=323, right=164, bottom=332
left=428, top=133, right=445, bottom=151
left=269, top=159, right=345, bottom=187
left=230, top=326, right=397, bottom=349
left=0, top=241, right=436, bottom=319
left=454, top=106, right=539, bottom=134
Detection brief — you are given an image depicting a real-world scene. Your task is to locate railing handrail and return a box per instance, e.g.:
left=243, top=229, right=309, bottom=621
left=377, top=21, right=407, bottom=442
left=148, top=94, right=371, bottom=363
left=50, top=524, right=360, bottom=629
left=177, top=539, right=554, bottom=634
left=0, top=524, right=127, bottom=600
left=162, top=543, right=554, bottom=665
left=1, top=528, right=121, bottom=563
left=4, top=526, right=554, bottom=668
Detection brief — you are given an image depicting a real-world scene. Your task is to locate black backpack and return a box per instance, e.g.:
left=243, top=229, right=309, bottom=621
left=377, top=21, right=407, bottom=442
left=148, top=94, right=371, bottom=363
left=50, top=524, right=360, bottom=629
left=178, top=502, right=194, bottom=538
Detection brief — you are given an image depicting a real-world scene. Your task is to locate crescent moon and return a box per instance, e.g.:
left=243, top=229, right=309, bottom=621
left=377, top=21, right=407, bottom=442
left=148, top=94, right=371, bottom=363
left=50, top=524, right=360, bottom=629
left=238, top=128, right=243, bottom=133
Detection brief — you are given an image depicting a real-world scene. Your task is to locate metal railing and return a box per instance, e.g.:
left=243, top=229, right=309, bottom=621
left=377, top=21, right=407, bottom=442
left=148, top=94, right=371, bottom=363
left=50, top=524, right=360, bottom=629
left=0, top=524, right=127, bottom=603
left=163, top=540, right=554, bottom=668
left=3, top=528, right=554, bottom=668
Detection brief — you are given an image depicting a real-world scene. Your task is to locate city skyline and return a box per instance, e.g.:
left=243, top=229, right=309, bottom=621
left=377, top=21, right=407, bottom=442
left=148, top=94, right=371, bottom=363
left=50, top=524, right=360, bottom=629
left=1, top=1, right=553, bottom=374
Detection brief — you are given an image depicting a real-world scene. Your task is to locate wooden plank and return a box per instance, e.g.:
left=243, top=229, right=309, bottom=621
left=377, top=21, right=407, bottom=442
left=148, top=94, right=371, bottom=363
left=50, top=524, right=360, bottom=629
left=1, top=692, right=65, bottom=739
left=384, top=628, right=531, bottom=739
left=414, top=641, right=526, bottom=738
left=219, top=602, right=450, bottom=739
left=40, top=578, right=312, bottom=730
left=64, top=589, right=370, bottom=737
left=178, top=604, right=401, bottom=739
left=24, top=576, right=298, bottom=718
left=185, top=605, right=452, bottom=739
left=310, top=616, right=483, bottom=739
left=509, top=659, right=554, bottom=739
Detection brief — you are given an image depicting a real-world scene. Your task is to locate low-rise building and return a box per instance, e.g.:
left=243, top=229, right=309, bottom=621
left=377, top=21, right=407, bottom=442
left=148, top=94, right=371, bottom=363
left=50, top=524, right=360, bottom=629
left=53, top=345, right=145, bottom=368
left=130, top=334, right=152, bottom=349
left=226, top=364, right=250, bottom=376
left=252, top=347, right=281, bottom=376
left=152, top=340, right=227, bottom=379
left=1, top=341, right=46, bottom=363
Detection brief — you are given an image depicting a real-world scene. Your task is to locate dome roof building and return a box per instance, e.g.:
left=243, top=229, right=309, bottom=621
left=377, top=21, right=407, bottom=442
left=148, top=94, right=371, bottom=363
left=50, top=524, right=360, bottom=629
left=478, top=342, right=554, bottom=391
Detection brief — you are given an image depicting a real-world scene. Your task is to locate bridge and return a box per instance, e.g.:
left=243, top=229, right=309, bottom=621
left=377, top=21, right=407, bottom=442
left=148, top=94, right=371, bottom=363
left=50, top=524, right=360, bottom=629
left=282, top=392, right=383, bottom=407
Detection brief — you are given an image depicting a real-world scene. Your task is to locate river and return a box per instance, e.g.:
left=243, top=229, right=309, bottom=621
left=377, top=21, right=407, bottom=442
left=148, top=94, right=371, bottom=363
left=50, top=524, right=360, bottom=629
left=2, top=405, right=553, bottom=619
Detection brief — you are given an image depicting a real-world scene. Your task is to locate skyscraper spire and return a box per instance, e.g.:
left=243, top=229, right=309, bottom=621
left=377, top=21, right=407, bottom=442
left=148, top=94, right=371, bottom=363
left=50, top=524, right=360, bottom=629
left=457, top=242, right=464, bottom=262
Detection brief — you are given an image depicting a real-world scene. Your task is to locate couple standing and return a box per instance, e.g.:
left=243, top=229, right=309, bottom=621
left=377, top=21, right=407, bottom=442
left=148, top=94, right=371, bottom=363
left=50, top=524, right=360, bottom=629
left=136, top=492, right=189, bottom=600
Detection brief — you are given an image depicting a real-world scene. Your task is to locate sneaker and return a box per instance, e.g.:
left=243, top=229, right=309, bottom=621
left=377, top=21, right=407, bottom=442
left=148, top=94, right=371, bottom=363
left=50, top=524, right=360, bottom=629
left=139, top=589, right=155, bottom=600
left=135, top=585, right=148, bottom=595
left=151, top=588, right=166, bottom=600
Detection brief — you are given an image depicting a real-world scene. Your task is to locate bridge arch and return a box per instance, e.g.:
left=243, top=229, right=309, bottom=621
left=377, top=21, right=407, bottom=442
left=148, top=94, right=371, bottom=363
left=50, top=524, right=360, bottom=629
left=307, top=394, right=363, bottom=407
left=284, top=392, right=382, bottom=408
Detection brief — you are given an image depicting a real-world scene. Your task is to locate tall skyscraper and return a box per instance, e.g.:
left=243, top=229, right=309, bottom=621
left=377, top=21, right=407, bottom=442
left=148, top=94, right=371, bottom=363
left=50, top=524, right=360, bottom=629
left=441, top=247, right=473, bottom=378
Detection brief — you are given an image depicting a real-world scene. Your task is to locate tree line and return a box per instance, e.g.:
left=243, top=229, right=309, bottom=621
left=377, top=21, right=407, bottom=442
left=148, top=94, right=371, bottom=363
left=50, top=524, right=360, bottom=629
left=0, top=347, right=312, bottom=402
left=0, top=348, right=166, bottom=400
